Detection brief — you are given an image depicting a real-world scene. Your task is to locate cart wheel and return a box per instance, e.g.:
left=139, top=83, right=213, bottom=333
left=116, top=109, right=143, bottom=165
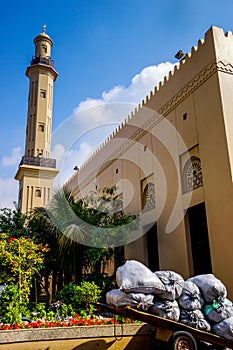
left=169, top=331, right=197, bottom=350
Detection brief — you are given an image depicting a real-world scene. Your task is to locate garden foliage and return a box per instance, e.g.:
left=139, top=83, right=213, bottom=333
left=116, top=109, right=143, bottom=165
left=0, top=186, right=138, bottom=325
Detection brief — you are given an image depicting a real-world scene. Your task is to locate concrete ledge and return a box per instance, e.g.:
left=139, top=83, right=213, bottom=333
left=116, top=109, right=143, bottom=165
left=0, top=324, right=155, bottom=350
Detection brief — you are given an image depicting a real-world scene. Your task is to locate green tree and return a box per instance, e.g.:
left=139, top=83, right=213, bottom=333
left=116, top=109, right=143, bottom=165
left=0, top=186, right=138, bottom=299
left=0, top=285, right=22, bottom=324
left=0, top=234, right=48, bottom=303
left=49, top=190, right=85, bottom=283
left=26, top=207, right=63, bottom=299
left=0, top=205, right=27, bottom=238
left=50, top=186, right=139, bottom=293
left=57, top=281, right=101, bottom=315
left=21, top=191, right=87, bottom=297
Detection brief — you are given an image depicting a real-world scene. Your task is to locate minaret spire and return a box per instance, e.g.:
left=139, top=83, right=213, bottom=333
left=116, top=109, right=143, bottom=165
left=42, top=24, right=47, bottom=33
left=15, top=27, right=59, bottom=213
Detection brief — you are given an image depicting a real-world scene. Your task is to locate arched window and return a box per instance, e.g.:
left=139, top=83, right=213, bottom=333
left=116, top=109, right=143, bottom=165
left=38, top=123, right=44, bottom=132
left=183, top=156, right=203, bottom=193
left=35, top=189, right=41, bottom=198
left=142, top=182, right=155, bottom=212
left=42, top=44, right=47, bottom=54
left=40, top=89, right=46, bottom=98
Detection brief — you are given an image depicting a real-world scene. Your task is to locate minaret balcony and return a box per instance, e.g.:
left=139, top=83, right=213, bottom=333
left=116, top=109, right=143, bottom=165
left=20, top=155, right=56, bottom=168
left=31, top=56, right=54, bottom=67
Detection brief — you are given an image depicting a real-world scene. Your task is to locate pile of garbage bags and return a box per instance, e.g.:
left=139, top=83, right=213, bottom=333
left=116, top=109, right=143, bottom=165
left=106, top=260, right=233, bottom=341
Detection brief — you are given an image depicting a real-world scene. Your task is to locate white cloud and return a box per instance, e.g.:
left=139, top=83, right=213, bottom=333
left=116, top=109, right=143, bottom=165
left=75, top=62, right=174, bottom=114
left=53, top=142, right=94, bottom=187
left=51, top=143, right=66, bottom=168
left=61, top=142, right=93, bottom=179
left=0, top=147, right=21, bottom=208
left=54, top=62, right=175, bottom=148
left=0, top=178, right=18, bottom=208
left=52, top=62, right=175, bottom=187
left=1, top=147, right=22, bottom=167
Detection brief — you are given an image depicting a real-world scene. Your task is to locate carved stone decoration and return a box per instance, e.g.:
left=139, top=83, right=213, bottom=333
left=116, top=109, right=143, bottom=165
left=142, top=182, right=156, bottom=212
left=183, top=156, right=203, bottom=193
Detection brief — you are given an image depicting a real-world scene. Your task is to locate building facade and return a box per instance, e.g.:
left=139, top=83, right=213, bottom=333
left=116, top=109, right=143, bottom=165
left=66, top=26, right=233, bottom=298
left=15, top=26, right=59, bottom=213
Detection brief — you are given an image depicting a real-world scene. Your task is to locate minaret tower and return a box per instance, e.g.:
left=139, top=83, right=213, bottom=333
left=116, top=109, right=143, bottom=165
left=15, top=25, right=59, bottom=213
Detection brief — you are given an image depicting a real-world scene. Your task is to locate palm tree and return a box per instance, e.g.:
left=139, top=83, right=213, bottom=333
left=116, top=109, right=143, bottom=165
left=26, top=186, right=139, bottom=298
left=27, top=190, right=86, bottom=298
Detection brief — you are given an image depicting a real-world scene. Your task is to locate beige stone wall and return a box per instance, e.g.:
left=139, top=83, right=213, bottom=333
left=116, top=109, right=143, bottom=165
left=25, top=66, right=57, bottom=158
left=15, top=166, right=58, bottom=213
left=0, top=337, right=152, bottom=350
left=0, top=324, right=154, bottom=350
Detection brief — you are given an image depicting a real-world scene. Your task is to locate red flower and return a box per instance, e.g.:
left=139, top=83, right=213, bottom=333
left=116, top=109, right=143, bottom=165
left=0, top=314, right=136, bottom=331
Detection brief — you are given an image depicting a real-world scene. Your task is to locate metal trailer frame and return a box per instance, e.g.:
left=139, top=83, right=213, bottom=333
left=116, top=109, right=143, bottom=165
left=97, top=303, right=233, bottom=350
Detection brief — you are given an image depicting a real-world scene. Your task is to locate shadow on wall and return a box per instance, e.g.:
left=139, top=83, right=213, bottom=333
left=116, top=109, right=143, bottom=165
left=71, top=324, right=154, bottom=350
left=72, top=340, right=115, bottom=350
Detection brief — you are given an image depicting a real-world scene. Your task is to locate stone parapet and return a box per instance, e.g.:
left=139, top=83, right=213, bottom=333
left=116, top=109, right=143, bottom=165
left=0, top=324, right=155, bottom=350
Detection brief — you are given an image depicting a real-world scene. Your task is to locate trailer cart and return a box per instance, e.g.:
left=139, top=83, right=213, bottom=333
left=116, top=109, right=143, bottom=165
left=96, top=303, right=233, bottom=350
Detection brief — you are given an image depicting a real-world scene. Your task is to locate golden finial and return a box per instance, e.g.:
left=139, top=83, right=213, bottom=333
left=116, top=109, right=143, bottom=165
left=42, top=24, right=47, bottom=34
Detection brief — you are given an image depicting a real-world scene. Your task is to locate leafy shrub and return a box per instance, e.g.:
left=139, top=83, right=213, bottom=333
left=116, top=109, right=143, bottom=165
left=57, top=281, right=101, bottom=315
left=0, top=285, right=22, bottom=324
left=76, top=281, right=101, bottom=315
left=57, top=282, right=80, bottom=311
left=0, top=234, right=49, bottom=304
left=34, top=303, right=47, bottom=319
left=82, top=272, right=115, bottom=300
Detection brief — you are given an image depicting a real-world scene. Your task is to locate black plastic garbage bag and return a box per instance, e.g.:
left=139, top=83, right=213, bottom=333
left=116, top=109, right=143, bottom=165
left=180, top=309, right=211, bottom=331
left=148, top=299, right=180, bottom=321
left=178, top=280, right=204, bottom=310
left=188, top=274, right=227, bottom=303
left=116, top=260, right=165, bottom=294
left=154, top=270, right=184, bottom=300
left=106, top=289, right=154, bottom=311
left=204, top=298, right=233, bottom=323
left=212, top=316, right=233, bottom=341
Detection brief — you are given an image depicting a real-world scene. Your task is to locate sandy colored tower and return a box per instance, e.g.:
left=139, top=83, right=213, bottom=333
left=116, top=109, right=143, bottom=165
left=15, top=26, right=59, bottom=213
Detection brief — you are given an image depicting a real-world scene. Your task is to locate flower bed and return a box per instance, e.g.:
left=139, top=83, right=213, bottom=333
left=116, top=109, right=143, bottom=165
left=0, top=314, right=137, bottom=330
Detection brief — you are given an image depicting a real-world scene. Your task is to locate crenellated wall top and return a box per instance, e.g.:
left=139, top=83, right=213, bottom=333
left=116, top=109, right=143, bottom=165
left=65, top=26, right=233, bottom=189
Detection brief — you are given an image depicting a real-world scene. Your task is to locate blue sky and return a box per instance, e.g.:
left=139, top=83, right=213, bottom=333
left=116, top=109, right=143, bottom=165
left=0, top=0, right=233, bottom=208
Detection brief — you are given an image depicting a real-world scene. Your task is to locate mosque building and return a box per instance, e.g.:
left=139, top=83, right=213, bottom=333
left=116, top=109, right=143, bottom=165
left=65, top=26, right=233, bottom=299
